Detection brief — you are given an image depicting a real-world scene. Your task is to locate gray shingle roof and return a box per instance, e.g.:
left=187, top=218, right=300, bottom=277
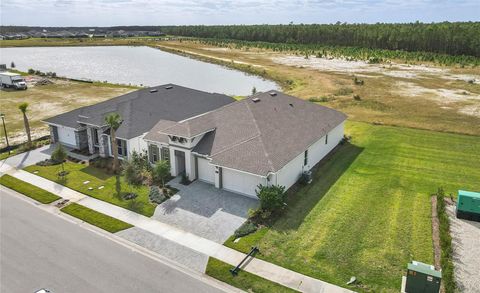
left=44, top=84, right=235, bottom=139
left=152, top=91, right=347, bottom=176
left=153, top=91, right=347, bottom=176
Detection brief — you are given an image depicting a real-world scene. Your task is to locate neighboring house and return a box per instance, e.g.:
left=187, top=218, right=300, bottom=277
left=144, top=90, right=346, bottom=197
left=44, top=84, right=234, bottom=160
left=45, top=85, right=346, bottom=198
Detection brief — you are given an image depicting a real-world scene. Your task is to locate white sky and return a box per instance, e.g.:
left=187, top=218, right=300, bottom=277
left=1, top=0, right=479, bottom=26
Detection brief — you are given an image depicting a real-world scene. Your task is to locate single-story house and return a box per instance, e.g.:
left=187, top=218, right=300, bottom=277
left=45, top=84, right=346, bottom=198
left=44, top=84, right=235, bottom=160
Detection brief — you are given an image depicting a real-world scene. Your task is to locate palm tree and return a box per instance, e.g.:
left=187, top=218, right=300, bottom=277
left=105, top=112, right=122, bottom=173
left=18, top=103, right=31, bottom=146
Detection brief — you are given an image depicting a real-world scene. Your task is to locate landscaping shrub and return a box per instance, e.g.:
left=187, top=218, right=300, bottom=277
left=152, top=160, right=170, bottom=186
left=122, top=192, right=138, bottom=200
left=126, top=199, right=145, bottom=213
left=234, top=221, right=258, bottom=238
left=36, top=158, right=61, bottom=166
left=353, top=94, right=362, bottom=101
left=436, top=188, right=455, bottom=293
left=256, top=184, right=286, bottom=212
left=149, top=185, right=166, bottom=204
left=123, top=159, right=143, bottom=185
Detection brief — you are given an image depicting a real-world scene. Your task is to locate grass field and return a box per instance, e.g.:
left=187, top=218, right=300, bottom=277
left=61, top=203, right=133, bottom=233
left=0, top=174, right=61, bottom=204
left=205, top=258, right=297, bottom=293
left=24, top=162, right=156, bottom=216
left=0, top=78, right=135, bottom=147
left=223, top=121, right=480, bottom=292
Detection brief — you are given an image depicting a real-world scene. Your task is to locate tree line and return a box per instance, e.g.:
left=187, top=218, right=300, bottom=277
left=159, top=22, right=480, bottom=57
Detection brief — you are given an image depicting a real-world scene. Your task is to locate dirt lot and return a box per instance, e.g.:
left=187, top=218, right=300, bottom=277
left=447, top=205, right=480, bottom=293
left=156, top=41, right=480, bottom=136
left=0, top=76, right=135, bottom=147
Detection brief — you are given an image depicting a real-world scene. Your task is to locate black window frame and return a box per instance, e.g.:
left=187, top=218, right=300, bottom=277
left=116, top=138, right=127, bottom=157
left=92, top=128, right=99, bottom=145
left=325, top=134, right=328, bottom=144
left=304, top=149, right=308, bottom=166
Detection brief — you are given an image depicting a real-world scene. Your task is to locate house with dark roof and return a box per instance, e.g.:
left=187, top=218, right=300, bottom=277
left=44, top=84, right=235, bottom=160
left=45, top=85, right=346, bottom=198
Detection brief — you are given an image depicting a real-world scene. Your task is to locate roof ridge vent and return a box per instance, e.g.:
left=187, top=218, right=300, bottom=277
left=252, top=97, right=261, bottom=103
left=269, top=91, right=277, bottom=96
left=149, top=89, right=158, bottom=93
left=165, top=85, right=173, bottom=89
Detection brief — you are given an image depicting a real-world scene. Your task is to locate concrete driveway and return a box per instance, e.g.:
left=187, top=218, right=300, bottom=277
left=1, top=144, right=54, bottom=170
left=154, top=177, right=259, bottom=243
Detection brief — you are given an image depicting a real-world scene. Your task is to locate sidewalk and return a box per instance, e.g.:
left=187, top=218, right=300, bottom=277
left=2, top=162, right=353, bottom=293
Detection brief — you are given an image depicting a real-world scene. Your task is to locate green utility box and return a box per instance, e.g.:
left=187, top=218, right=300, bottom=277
left=456, top=190, right=480, bottom=222
left=405, top=261, right=441, bottom=293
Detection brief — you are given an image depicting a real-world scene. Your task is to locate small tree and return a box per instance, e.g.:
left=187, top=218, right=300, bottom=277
left=256, top=184, right=286, bottom=212
left=153, top=160, right=170, bottom=187
left=51, top=144, right=67, bottom=173
left=10, top=61, right=15, bottom=68
left=123, top=159, right=143, bottom=186
left=251, top=86, right=257, bottom=95
left=18, top=103, right=32, bottom=147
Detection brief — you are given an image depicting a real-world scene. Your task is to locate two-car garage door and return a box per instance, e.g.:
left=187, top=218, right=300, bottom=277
left=222, top=167, right=264, bottom=198
left=197, top=156, right=263, bottom=198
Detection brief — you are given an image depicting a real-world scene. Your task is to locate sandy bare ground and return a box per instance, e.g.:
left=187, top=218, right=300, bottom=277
left=272, top=55, right=479, bottom=83
left=0, top=77, right=135, bottom=147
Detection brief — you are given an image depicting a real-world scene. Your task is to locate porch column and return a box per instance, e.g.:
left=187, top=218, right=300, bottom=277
left=214, top=166, right=222, bottom=189
left=86, top=127, right=94, bottom=154
left=185, top=151, right=196, bottom=180
left=169, top=148, right=177, bottom=176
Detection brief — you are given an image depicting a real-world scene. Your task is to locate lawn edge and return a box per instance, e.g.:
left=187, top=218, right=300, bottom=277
left=0, top=174, right=61, bottom=204
left=60, top=202, right=133, bottom=233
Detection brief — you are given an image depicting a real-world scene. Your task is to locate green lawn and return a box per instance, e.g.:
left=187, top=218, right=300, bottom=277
left=0, top=174, right=61, bottom=204
left=61, top=203, right=133, bottom=233
left=205, top=258, right=297, bottom=293
left=24, top=162, right=156, bottom=216
left=225, top=121, right=480, bottom=292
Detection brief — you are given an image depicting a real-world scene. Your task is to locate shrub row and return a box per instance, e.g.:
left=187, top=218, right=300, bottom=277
left=436, top=188, right=455, bottom=293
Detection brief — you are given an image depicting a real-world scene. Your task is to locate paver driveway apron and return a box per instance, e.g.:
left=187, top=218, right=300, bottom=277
left=154, top=177, right=259, bottom=243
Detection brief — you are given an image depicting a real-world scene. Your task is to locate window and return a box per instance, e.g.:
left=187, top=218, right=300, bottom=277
left=304, top=150, right=308, bottom=166
left=116, top=138, right=127, bottom=157
left=92, top=128, right=99, bottom=145
left=325, top=134, right=328, bottom=144
left=149, top=144, right=159, bottom=163
left=161, top=147, right=170, bottom=162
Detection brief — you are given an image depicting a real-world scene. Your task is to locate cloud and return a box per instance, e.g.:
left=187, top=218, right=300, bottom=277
left=1, top=0, right=479, bottom=26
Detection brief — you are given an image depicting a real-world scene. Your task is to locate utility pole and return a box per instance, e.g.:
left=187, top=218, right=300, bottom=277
left=0, top=113, right=10, bottom=153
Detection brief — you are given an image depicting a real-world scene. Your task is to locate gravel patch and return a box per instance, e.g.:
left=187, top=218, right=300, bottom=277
left=447, top=205, right=480, bottom=293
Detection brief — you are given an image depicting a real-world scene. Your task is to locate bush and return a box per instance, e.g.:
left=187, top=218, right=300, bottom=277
left=152, top=160, right=170, bottom=186
left=122, top=192, right=138, bottom=200
left=36, top=158, right=61, bottom=166
left=149, top=185, right=166, bottom=204
left=127, top=199, right=144, bottom=213
left=234, top=221, right=258, bottom=238
left=256, top=184, right=286, bottom=212
left=353, top=94, right=362, bottom=101
left=436, top=188, right=455, bottom=293
left=123, top=159, right=143, bottom=186
left=28, top=68, right=35, bottom=74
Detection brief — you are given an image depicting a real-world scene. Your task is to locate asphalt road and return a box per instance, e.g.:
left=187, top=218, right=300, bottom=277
left=0, top=189, right=230, bottom=293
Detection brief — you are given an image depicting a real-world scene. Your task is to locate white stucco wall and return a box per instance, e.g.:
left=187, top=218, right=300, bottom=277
left=197, top=157, right=215, bottom=183
left=126, top=134, right=149, bottom=157
left=275, top=121, right=344, bottom=190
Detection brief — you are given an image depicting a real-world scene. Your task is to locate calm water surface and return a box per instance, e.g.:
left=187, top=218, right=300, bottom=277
left=0, top=46, right=278, bottom=95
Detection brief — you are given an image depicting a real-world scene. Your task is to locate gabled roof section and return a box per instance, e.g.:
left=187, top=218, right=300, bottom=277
left=44, top=84, right=235, bottom=139
left=181, top=90, right=347, bottom=176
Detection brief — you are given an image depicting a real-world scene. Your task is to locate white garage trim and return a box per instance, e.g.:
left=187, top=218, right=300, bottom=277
left=197, top=157, right=215, bottom=184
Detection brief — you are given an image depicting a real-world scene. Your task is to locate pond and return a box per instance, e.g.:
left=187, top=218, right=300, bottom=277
left=0, top=46, right=278, bottom=95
